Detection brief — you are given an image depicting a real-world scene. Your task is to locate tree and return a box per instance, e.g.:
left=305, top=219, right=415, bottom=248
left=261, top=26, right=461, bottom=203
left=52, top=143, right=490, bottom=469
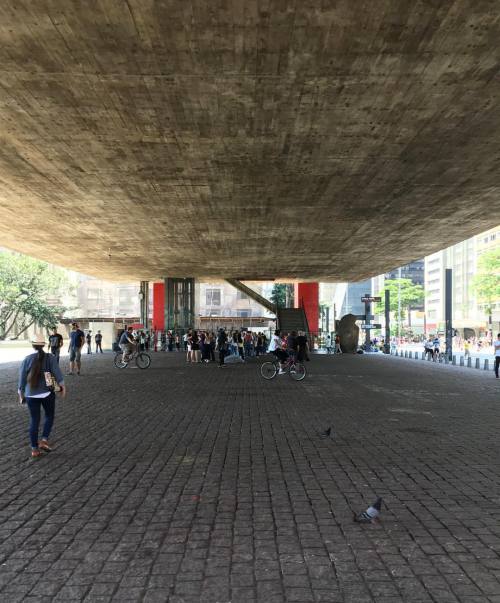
left=269, top=283, right=294, bottom=308
left=471, top=248, right=500, bottom=326
left=375, top=278, right=425, bottom=331
left=0, top=251, right=70, bottom=339
left=270, top=283, right=287, bottom=308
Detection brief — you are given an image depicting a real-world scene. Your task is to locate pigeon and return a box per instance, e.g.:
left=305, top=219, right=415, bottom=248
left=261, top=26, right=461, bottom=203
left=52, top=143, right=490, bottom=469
left=353, top=497, right=383, bottom=523
left=319, top=427, right=332, bottom=438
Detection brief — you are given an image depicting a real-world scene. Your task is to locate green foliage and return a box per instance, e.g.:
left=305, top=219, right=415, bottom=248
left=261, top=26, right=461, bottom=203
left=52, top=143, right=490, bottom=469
left=375, top=278, right=425, bottom=323
left=270, top=283, right=287, bottom=308
left=0, top=251, right=69, bottom=339
left=471, top=249, right=500, bottom=315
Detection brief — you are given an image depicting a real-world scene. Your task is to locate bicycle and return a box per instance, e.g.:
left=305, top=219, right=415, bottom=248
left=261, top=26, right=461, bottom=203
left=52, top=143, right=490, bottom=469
left=114, top=345, right=151, bottom=369
left=260, top=354, right=306, bottom=381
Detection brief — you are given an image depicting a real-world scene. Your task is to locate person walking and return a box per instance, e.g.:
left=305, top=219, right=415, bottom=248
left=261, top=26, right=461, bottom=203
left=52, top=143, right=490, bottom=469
left=86, top=330, right=92, bottom=354
left=296, top=330, right=309, bottom=362
left=18, top=335, right=66, bottom=458
left=167, top=331, right=174, bottom=352
left=95, top=330, right=103, bottom=353
left=237, top=331, right=245, bottom=361
left=175, top=333, right=181, bottom=352
left=68, top=322, right=85, bottom=375
left=432, top=335, right=440, bottom=361
left=325, top=334, right=332, bottom=354
left=217, top=328, right=228, bottom=367
left=494, top=333, right=500, bottom=379
left=334, top=334, right=342, bottom=354
left=464, top=339, right=471, bottom=359
left=191, top=330, right=201, bottom=363
left=48, top=327, right=63, bottom=364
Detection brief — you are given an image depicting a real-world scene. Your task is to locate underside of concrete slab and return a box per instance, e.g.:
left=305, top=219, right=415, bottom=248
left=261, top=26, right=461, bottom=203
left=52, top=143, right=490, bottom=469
left=0, top=2, right=499, bottom=280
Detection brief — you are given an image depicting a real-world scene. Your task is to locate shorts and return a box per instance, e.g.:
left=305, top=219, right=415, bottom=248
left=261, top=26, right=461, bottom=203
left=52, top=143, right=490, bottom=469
left=191, top=343, right=200, bottom=351
left=120, top=343, right=133, bottom=355
left=273, top=349, right=288, bottom=362
left=69, top=346, right=81, bottom=362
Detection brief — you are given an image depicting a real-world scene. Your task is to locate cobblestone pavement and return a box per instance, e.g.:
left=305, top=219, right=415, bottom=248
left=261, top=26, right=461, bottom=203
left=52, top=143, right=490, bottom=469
left=1, top=351, right=499, bottom=603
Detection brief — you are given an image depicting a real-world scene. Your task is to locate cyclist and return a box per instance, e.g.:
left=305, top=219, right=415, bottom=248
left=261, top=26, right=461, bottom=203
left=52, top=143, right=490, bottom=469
left=119, top=326, right=135, bottom=363
left=268, top=329, right=288, bottom=374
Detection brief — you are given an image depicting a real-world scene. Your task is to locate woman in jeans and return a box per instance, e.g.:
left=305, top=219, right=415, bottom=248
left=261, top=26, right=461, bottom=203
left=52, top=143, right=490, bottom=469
left=18, top=335, right=66, bottom=458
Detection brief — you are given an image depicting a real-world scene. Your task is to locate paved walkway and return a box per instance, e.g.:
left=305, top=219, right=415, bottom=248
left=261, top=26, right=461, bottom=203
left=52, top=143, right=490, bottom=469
left=0, top=352, right=499, bottom=603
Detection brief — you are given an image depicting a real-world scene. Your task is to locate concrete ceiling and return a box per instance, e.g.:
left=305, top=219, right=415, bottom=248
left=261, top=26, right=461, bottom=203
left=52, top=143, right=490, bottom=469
left=0, top=1, right=499, bottom=282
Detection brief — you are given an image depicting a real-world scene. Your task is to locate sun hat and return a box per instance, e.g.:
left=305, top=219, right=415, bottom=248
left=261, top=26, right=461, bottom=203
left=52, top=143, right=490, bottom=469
left=31, top=334, right=46, bottom=346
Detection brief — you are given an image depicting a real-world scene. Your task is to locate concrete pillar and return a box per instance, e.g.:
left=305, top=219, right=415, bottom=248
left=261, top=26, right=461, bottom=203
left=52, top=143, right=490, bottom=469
left=165, top=278, right=195, bottom=331
left=139, top=281, right=149, bottom=330
left=484, top=359, right=489, bottom=370
left=452, top=355, right=456, bottom=365
left=460, top=357, right=464, bottom=366
left=475, top=358, right=480, bottom=369
left=294, top=282, right=319, bottom=335
left=467, top=357, right=472, bottom=368
left=152, top=282, right=165, bottom=331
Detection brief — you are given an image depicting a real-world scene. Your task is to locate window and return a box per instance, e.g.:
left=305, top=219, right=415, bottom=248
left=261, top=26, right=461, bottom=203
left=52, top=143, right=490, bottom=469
left=237, top=291, right=248, bottom=300
left=87, top=288, right=101, bottom=300
left=237, top=310, right=251, bottom=318
left=208, top=309, right=220, bottom=316
left=205, top=289, right=221, bottom=306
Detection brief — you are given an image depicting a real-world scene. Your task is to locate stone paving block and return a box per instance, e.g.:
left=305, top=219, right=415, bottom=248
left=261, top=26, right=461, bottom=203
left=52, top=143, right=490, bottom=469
left=1, top=353, right=500, bottom=602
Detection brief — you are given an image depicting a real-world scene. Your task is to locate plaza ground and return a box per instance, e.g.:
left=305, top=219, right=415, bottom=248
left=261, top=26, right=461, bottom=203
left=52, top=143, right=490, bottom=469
left=0, top=351, right=499, bottom=602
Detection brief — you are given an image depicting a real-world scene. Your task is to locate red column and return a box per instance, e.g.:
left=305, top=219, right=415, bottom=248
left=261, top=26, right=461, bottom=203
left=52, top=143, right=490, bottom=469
left=294, top=282, right=319, bottom=335
left=152, top=282, right=165, bottom=331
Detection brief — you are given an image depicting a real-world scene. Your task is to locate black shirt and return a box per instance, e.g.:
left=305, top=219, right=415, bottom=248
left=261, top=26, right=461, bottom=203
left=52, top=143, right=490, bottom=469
left=48, top=334, right=63, bottom=349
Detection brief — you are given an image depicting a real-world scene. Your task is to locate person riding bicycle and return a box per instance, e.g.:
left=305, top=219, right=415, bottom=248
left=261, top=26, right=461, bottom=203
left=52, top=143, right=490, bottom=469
left=268, top=329, right=288, bottom=374
left=119, top=326, right=135, bottom=363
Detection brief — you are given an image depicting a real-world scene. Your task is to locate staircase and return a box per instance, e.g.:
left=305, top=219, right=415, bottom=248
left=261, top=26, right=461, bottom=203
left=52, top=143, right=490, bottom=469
left=225, top=279, right=276, bottom=314
left=277, top=307, right=309, bottom=335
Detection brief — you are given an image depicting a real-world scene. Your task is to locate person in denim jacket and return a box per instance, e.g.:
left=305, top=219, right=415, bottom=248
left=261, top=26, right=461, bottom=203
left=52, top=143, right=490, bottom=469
left=18, top=335, right=66, bottom=458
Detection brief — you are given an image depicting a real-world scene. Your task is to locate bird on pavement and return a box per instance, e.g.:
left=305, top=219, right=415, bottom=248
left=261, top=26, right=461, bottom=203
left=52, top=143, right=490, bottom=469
left=353, top=497, right=383, bottom=523
left=319, top=427, right=332, bottom=438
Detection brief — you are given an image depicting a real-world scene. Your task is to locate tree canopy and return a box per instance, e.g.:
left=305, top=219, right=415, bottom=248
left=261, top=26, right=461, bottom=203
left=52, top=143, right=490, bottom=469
left=270, top=283, right=294, bottom=308
left=471, top=248, right=500, bottom=314
left=0, top=251, right=70, bottom=339
left=375, top=278, right=425, bottom=322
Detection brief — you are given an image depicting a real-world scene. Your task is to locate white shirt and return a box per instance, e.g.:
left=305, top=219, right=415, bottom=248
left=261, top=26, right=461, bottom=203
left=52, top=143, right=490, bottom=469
left=268, top=335, right=280, bottom=352
left=494, top=340, right=500, bottom=357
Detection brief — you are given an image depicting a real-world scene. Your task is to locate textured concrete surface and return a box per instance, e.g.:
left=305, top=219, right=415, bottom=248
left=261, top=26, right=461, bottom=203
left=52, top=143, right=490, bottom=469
left=0, top=2, right=499, bottom=281
left=1, top=352, right=500, bottom=602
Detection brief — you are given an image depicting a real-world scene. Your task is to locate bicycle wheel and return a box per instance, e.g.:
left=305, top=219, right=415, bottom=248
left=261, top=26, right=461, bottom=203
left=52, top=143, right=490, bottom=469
left=114, top=353, right=128, bottom=369
left=288, top=362, right=306, bottom=381
left=136, top=353, right=151, bottom=369
left=260, top=361, right=278, bottom=379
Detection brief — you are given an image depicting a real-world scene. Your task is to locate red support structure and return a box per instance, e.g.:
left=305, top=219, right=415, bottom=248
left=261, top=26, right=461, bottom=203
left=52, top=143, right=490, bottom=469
left=294, top=282, right=319, bottom=335
left=152, top=282, right=165, bottom=331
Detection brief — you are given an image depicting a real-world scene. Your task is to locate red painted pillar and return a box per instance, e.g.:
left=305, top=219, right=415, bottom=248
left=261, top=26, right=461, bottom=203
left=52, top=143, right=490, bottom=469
left=294, top=282, right=319, bottom=335
left=152, top=282, right=165, bottom=331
